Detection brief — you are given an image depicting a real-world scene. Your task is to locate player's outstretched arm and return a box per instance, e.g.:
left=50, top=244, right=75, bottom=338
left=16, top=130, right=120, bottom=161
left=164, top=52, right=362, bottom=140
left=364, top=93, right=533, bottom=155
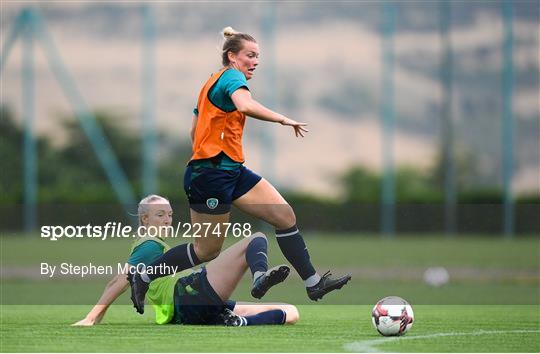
left=72, top=268, right=130, bottom=326
left=231, top=89, right=308, bottom=137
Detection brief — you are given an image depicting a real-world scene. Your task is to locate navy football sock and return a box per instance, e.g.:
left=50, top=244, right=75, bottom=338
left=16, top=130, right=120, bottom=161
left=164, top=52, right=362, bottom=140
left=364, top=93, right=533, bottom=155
left=276, top=225, right=317, bottom=281
left=241, top=309, right=286, bottom=326
left=246, top=236, right=268, bottom=278
left=145, top=243, right=201, bottom=281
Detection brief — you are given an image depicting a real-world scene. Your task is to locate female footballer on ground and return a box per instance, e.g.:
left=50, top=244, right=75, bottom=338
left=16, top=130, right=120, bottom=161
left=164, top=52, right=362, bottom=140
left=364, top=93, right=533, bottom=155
left=74, top=195, right=298, bottom=327
left=129, top=27, right=350, bottom=314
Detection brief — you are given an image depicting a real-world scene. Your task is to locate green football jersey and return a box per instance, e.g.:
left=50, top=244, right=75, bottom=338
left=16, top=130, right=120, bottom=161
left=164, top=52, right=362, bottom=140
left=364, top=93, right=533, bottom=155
left=129, top=236, right=191, bottom=324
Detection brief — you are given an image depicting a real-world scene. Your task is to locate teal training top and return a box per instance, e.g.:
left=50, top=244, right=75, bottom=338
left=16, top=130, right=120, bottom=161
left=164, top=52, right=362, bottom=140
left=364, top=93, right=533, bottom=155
left=193, top=68, right=249, bottom=115
left=127, top=240, right=164, bottom=266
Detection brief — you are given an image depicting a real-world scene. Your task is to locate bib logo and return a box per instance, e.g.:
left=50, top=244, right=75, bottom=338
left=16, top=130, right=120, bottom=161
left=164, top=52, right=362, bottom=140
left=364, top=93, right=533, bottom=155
left=206, top=198, right=219, bottom=210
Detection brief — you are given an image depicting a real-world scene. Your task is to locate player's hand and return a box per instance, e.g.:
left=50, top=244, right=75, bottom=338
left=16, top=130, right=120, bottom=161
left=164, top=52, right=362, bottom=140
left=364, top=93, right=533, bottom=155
left=280, top=117, right=309, bottom=137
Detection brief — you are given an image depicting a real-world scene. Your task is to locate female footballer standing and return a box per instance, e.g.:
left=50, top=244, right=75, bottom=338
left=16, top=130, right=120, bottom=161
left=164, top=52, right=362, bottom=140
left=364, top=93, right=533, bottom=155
left=129, top=27, right=350, bottom=314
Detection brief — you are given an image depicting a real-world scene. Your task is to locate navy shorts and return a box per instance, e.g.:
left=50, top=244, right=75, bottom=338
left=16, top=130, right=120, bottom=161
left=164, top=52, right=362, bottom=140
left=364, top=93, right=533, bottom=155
left=184, top=163, right=262, bottom=215
left=171, top=267, right=236, bottom=325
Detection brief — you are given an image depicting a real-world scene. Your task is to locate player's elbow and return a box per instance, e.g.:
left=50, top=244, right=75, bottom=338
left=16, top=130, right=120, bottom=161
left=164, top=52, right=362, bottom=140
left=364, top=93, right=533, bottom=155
left=284, top=305, right=300, bottom=324
left=236, top=102, right=250, bottom=114
left=235, top=98, right=254, bottom=115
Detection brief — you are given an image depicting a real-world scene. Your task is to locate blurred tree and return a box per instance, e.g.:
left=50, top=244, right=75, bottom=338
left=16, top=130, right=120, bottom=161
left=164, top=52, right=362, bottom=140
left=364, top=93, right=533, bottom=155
left=0, top=106, right=61, bottom=203
left=2, top=104, right=535, bottom=207
left=156, top=137, right=192, bottom=201
left=59, top=111, right=141, bottom=180
left=340, top=166, right=380, bottom=202
left=0, top=108, right=143, bottom=203
left=429, top=149, right=502, bottom=203
left=0, top=106, right=195, bottom=204
left=341, top=165, right=443, bottom=203
left=395, top=166, right=442, bottom=202
left=39, top=111, right=142, bottom=202
left=0, top=106, right=25, bottom=203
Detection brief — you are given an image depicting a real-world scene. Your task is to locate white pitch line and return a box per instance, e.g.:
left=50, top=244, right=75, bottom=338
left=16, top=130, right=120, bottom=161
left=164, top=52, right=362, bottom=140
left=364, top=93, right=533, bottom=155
left=344, top=329, right=540, bottom=353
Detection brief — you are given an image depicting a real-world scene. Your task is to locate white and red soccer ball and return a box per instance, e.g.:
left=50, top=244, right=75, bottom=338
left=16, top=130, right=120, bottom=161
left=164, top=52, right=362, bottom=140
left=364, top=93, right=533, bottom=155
left=372, top=296, right=414, bottom=336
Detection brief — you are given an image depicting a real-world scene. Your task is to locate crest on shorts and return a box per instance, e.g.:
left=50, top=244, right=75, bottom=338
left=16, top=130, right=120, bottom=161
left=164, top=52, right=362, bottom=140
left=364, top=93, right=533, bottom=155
left=206, top=198, right=219, bottom=210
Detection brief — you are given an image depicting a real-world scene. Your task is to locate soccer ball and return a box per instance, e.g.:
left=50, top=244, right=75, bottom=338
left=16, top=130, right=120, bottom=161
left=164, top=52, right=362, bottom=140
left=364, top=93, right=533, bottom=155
left=371, top=296, right=414, bottom=336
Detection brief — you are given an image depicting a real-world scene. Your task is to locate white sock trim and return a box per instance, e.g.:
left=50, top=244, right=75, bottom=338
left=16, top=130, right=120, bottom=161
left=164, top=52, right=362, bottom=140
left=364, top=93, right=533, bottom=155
left=275, top=229, right=299, bottom=237
left=304, top=273, right=321, bottom=288
left=187, top=244, right=195, bottom=267
left=256, top=251, right=268, bottom=260
left=140, top=271, right=151, bottom=283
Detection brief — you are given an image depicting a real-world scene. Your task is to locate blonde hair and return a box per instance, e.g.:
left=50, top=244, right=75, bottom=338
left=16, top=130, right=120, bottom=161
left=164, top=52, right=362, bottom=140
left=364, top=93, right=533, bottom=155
left=222, top=26, right=237, bottom=39
left=137, top=194, right=169, bottom=227
left=221, top=26, right=256, bottom=66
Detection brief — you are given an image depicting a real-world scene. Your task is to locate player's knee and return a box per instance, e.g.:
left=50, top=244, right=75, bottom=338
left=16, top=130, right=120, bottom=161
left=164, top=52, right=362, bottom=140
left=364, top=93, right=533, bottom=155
left=193, top=244, right=221, bottom=262
left=284, top=305, right=299, bottom=324
left=200, top=249, right=220, bottom=261
left=274, top=204, right=296, bottom=230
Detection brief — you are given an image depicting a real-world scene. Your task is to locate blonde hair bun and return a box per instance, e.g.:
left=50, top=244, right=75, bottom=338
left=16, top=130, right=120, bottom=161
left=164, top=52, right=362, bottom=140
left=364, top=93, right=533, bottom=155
left=222, top=26, right=237, bottom=39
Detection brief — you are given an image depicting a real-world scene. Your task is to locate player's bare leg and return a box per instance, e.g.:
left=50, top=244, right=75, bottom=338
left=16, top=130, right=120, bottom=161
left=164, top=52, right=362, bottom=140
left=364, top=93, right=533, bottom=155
left=206, top=233, right=289, bottom=301
left=190, top=209, right=230, bottom=261
left=234, top=178, right=351, bottom=301
left=205, top=235, right=253, bottom=300
left=233, top=303, right=299, bottom=324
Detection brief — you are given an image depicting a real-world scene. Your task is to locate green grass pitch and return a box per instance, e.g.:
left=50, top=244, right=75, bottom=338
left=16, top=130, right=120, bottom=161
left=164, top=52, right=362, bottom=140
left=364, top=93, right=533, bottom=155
left=1, top=305, right=539, bottom=352
left=1, top=233, right=539, bottom=351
